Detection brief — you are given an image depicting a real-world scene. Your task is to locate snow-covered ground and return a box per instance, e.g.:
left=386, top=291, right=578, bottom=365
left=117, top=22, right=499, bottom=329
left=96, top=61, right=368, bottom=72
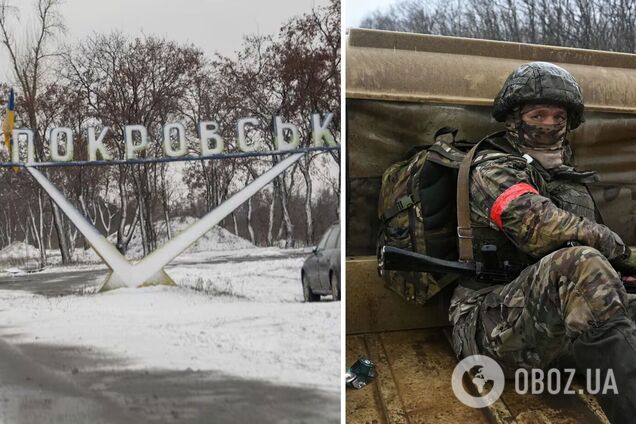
left=0, top=244, right=340, bottom=394
left=0, top=217, right=261, bottom=272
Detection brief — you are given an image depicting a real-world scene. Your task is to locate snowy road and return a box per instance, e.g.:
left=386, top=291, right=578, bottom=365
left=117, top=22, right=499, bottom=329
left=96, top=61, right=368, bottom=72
left=0, top=269, right=107, bottom=296
left=0, top=248, right=340, bottom=423
left=0, top=338, right=338, bottom=423
left=0, top=249, right=308, bottom=297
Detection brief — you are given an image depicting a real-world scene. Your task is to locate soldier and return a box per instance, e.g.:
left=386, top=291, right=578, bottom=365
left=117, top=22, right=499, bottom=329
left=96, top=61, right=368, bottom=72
left=449, top=61, right=636, bottom=422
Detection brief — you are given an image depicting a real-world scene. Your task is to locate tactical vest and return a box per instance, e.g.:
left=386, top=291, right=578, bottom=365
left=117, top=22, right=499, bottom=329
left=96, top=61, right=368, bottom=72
left=460, top=134, right=599, bottom=279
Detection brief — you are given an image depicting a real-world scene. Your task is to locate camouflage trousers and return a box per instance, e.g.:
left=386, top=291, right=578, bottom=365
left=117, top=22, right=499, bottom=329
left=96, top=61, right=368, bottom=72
left=450, top=246, right=631, bottom=376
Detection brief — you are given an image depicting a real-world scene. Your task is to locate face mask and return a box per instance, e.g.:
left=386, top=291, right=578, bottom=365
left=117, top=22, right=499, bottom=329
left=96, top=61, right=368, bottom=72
left=519, top=145, right=564, bottom=169
left=518, top=121, right=567, bottom=148
left=505, top=114, right=568, bottom=169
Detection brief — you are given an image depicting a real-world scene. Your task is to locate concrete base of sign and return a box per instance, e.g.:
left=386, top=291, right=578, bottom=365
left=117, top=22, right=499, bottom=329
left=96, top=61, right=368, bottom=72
left=99, top=269, right=176, bottom=292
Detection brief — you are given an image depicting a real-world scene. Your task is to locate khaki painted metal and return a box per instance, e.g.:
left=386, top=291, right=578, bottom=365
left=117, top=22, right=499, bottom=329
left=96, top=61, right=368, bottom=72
left=345, top=29, right=622, bottom=424
left=347, top=28, right=636, bottom=113
left=346, top=28, right=636, bottom=257
left=346, top=330, right=489, bottom=424
left=346, top=330, right=608, bottom=424
left=346, top=257, right=450, bottom=334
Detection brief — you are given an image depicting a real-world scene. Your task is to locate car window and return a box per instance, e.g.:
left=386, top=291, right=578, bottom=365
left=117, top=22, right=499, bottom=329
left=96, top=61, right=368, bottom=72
left=326, top=227, right=340, bottom=249
left=317, top=228, right=331, bottom=251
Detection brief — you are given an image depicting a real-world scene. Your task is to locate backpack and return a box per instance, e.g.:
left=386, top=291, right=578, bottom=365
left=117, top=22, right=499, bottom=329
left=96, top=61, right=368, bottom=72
left=377, top=127, right=472, bottom=304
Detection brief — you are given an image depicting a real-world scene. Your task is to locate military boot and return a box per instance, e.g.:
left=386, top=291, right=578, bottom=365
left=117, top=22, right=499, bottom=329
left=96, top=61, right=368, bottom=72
left=572, top=313, right=636, bottom=423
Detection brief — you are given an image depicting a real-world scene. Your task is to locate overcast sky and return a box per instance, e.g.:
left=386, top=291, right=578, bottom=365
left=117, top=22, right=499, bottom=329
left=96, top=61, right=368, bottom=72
left=345, top=0, right=398, bottom=28
left=0, top=0, right=330, bottom=82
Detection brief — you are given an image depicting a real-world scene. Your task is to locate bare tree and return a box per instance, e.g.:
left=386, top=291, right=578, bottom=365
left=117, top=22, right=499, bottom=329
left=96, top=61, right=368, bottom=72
left=272, top=0, right=340, bottom=244
left=0, top=0, right=74, bottom=264
left=0, top=1, right=340, bottom=255
left=209, top=0, right=340, bottom=246
left=361, top=0, right=636, bottom=53
left=63, top=33, right=205, bottom=254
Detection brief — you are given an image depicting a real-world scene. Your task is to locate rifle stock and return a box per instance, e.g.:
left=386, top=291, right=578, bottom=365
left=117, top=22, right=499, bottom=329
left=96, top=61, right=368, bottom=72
left=380, top=246, right=476, bottom=274
left=381, top=246, right=636, bottom=292
left=380, top=245, right=513, bottom=282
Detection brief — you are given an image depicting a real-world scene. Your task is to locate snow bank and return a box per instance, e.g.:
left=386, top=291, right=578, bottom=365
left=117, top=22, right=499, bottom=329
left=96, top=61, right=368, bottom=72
left=0, top=241, right=40, bottom=262
left=71, top=248, right=102, bottom=263
left=0, top=242, right=42, bottom=271
left=116, top=216, right=254, bottom=259
left=41, top=247, right=103, bottom=267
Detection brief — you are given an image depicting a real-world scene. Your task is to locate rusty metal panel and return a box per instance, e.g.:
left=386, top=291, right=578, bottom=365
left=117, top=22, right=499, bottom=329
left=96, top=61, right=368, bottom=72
left=346, top=176, right=382, bottom=256
left=346, top=100, right=636, bottom=254
left=346, top=28, right=636, bottom=253
left=347, top=29, right=636, bottom=114
left=346, top=257, right=450, bottom=334
left=347, top=330, right=610, bottom=424
left=378, top=331, right=487, bottom=423
left=364, top=334, right=409, bottom=423
left=347, top=101, right=503, bottom=179
left=348, top=29, right=636, bottom=70
left=346, top=29, right=621, bottom=424
left=346, top=101, right=636, bottom=185
left=501, top=387, right=607, bottom=424
left=346, top=335, right=388, bottom=424
left=346, top=330, right=489, bottom=424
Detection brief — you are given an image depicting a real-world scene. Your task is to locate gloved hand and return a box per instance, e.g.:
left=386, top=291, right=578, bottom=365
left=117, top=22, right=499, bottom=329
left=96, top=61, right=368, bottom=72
left=613, top=246, right=636, bottom=277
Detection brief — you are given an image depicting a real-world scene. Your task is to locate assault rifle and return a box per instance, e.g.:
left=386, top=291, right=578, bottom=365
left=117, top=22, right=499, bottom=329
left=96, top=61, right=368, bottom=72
left=380, top=245, right=636, bottom=293
left=379, top=245, right=515, bottom=283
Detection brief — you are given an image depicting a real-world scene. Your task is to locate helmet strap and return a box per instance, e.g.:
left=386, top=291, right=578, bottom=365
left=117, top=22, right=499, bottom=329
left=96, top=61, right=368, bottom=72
left=514, top=108, right=524, bottom=144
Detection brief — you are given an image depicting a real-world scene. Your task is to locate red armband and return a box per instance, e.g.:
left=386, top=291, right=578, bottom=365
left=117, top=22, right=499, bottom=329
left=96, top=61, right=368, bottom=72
left=490, top=183, right=539, bottom=229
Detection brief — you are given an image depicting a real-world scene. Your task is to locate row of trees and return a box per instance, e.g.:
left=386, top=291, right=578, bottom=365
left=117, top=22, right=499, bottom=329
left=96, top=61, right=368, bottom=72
left=361, top=0, right=636, bottom=53
left=0, top=0, right=340, bottom=266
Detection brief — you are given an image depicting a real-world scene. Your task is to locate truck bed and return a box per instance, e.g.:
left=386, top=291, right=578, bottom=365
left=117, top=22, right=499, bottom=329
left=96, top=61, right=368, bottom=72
left=346, top=257, right=609, bottom=424
left=345, top=29, right=636, bottom=423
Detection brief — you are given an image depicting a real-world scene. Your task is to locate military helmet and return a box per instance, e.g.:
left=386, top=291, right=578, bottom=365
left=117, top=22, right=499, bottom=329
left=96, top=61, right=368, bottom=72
left=492, top=62, right=584, bottom=129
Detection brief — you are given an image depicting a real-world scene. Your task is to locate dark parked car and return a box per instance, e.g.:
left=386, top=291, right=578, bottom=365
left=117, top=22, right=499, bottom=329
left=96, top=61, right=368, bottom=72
left=301, top=223, right=340, bottom=301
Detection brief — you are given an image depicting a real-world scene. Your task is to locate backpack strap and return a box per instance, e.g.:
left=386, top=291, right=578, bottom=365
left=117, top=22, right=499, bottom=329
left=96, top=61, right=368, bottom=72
left=380, top=192, right=420, bottom=223
left=456, top=132, right=505, bottom=263
left=457, top=143, right=480, bottom=263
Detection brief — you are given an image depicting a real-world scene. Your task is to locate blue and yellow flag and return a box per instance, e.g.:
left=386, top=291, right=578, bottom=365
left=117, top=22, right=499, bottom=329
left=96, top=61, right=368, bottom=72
left=3, top=88, right=15, bottom=153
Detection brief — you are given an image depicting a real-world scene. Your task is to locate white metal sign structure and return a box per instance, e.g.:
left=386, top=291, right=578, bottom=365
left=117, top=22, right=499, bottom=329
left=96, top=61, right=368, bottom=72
left=7, top=114, right=336, bottom=165
left=26, top=153, right=304, bottom=292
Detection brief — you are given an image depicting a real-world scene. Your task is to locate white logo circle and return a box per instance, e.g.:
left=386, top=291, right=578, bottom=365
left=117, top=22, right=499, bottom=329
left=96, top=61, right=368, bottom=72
left=451, top=354, right=505, bottom=408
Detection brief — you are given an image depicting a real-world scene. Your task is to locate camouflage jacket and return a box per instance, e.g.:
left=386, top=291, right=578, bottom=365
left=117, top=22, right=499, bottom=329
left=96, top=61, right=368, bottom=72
left=470, top=135, right=626, bottom=261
